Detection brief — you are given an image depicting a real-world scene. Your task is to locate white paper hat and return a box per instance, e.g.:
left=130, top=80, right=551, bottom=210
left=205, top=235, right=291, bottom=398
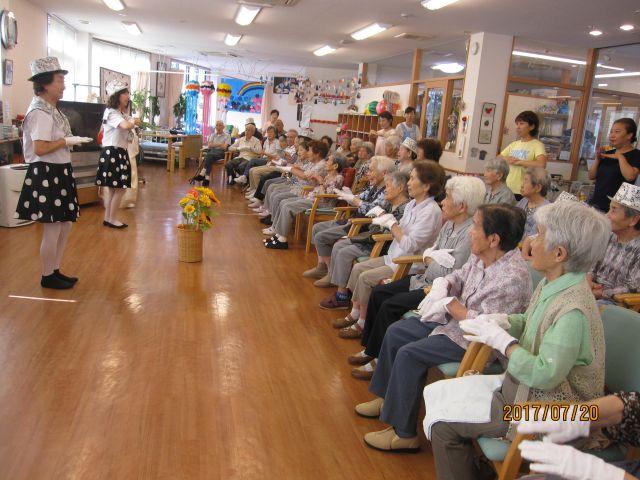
left=28, top=56, right=68, bottom=81
left=608, top=182, right=640, bottom=213
left=106, top=79, right=129, bottom=97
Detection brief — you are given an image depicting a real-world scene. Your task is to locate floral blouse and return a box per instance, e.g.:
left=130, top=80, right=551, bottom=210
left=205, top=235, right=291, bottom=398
left=606, top=391, right=640, bottom=447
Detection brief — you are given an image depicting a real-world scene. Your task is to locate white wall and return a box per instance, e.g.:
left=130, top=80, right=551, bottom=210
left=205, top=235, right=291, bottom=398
left=355, top=83, right=412, bottom=114
left=0, top=0, right=48, bottom=121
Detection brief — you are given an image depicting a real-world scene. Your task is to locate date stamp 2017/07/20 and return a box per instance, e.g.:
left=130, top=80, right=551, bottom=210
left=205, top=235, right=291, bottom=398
left=503, top=404, right=600, bottom=422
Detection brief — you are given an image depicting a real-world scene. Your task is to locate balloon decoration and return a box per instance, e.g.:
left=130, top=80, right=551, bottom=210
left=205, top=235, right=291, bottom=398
left=184, top=81, right=200, bottom=134
left=375, top=99, right=388, bottom=115
left=216, top=81, right=232, bottom=123
left=365, top=101, right=378, bottom=115
left=200, top=81, right=215, bottom=139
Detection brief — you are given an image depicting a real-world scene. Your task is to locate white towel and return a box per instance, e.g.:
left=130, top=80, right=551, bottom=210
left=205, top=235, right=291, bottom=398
left=423, top=374, right=505, bottom=440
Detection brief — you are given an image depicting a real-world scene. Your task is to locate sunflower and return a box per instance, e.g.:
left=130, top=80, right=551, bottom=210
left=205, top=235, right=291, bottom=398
left=178, top=197, right=190, bottom=206
left=184, top=204, right=195, bottom=214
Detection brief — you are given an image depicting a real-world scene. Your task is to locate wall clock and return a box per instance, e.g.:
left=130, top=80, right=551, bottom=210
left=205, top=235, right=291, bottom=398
left=1, top=10, right=18, bottom=49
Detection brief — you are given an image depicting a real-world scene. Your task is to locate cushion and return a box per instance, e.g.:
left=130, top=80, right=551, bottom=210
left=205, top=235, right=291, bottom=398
left=477, top=437, right=511, bottom=462
left=343, top=167, right=356, bottom=189
left=140, top=141, right=169, bottom=152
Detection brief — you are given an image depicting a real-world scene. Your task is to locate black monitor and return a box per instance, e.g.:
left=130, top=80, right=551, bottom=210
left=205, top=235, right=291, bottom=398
left=58, top=101, right=105, bottom=152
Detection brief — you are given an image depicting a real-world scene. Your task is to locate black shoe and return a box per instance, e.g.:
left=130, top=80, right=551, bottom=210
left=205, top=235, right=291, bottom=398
left=193, top=174, right=205, bottom=182
left=104, top=221, right=128, bottom=229
left=54, top=269, right=78, bottom=284
left=202, top=179, right=210, bottom=187
left=41, top=273, right=74, bottom=289
left=265, top=239, right=288, bottom=249
left=259, top=215, right=272, bottom=225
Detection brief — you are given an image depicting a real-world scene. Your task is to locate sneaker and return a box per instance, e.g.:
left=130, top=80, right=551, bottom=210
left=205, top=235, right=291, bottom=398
left=319, top=292, right=350, bottom=310
left=302, top=264, right=328, bottom=279
left=236, top=175, right=247, bottom=185
left=262, top=226, right=275, bottom=235
left=355, top=398, right=384, bottom=418
left=249, top=202, right=262, bottom=209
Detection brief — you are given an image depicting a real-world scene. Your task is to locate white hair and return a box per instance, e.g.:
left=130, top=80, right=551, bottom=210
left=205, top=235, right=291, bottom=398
left=534, top=201, right=611, bottom=273
left=351, top=137, right=363, bottom=146
left=386, top=135, right=401, bottom=150
left=484, top=157, right=510, bottom=182
left=370, top=155, right=397, bottom=174
left=445, top=176, right=487, bottom=215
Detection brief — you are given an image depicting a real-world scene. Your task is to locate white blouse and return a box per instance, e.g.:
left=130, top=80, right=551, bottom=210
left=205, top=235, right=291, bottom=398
left=23, top=109, right=71, bottom=165
left=102, top=108, right=131, bottom=149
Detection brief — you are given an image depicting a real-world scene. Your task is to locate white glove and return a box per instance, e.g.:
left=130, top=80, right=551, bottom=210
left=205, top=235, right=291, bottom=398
left=475, top=313, right=511, bottom=330
left=518, top=441, right=626, bottom=480
left=371, top=213, right=397, bottom=230
left=421, top=296, right=455, bottom=319
left=65, top=136, right=92, bottom=146
left=423, top=247, right=456, bottom=268
left=278, top=166, right=293, bottom=173
left=460, top=316, right=517, bottom=355
left=365, top=206, right=386, bottom=218
left=516, top=404, right=591, bottom=443
left=335, top=188, right=356, bottom=203
left=417, top=277, right=450, bottom=317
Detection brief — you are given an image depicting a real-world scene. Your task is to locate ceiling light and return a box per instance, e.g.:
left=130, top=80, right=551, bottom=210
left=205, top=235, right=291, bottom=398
left=224, top=33, right=242, bottom=46
left=102, top=0, right=125, bottom=11
left=597, top=63, right=625, bottom=71
left=121, top=21, right=142, bottom=36
left=620, top=24, right=635, bottom=31
left=589, top=28, right=603, bottom=36
left=595, top=71, right=640, bottom=79
left=313, top=45, right=336, bottom=56
left=350, top=23, right=390, bottom=41
left=421, top=0, right=460, bottom=10
left=512, top=50, right=586, bottom=65
left=235, top=5, right=261, bottom=26
left=598, top=83, right=608, bottom=87
left=431, top=62, right=465, bottom=73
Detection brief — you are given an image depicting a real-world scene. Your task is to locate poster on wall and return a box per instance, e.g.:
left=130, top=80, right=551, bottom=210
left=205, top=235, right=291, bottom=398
left=273, top=77, right=297, bottom=95
left=156, top=61, right=166, bottom=98
left=219, top=77, right=265, bottom=114
left=478, top=102, right=496, bottom=144
left=99, top=68, right=131, bottom=104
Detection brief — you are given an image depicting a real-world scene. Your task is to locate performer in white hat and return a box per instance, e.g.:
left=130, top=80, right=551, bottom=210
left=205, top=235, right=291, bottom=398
left=95, top=79, right=140, bottom=228
left=14, top=56, right=92, bottom=289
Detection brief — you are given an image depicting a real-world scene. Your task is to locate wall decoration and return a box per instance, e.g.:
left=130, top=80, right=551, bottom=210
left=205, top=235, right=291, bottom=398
left=219, top=77, right=265, bottom=114
left=273, top=77, right=296, bottom=95
left=292, top=76, right=360, bottom=107
left=99, top=68, right=131, bottom=104
left=478, top=102, right=496, bottom=144
left=200, top=81, right=215, bottom=138
left=2, top=59, right=13, bottom=85
left=156, top=61, right=167, bottom=98
left=184, top=81, right=200, bottom=134
left=216, top=81, right=232, bottom=122
left=0, top=10, right=17, bottom=49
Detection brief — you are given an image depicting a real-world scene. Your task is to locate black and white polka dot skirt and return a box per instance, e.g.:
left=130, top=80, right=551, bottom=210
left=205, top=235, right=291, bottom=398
left=96, top=146, right=131, bottom=188
left=14, top=162, right=79, bottom=223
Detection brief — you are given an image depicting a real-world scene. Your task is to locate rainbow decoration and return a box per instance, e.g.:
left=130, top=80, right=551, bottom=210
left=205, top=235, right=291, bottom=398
left=185, top=80, right=200, bottom=134
left=200, top=81, right=215, bottom=139
left=219, top=77, right=265, bottom=114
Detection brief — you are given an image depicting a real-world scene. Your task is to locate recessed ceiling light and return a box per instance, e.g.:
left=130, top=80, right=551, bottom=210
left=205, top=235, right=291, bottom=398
left=350, top=23, right=390, bottom=41
left=421, top=0, right=460, bottom=10
left=79, top=20, right=91, bottom=25
left=224, top=33, right=242, bottom=46
left=431, top=62, right=465, bottom=73
left=313, top=45, right=336, bottom=56
left=620, top=24, right=635, bottom=31
left=235, top=5, right=261, bottom=26
left=121, top=21, right=142, bottom=36
left=589, top=28, right=603, bottom=36
left=102, top=0, right=125, bottom=11
left=598, top=83, right=608, bottom=87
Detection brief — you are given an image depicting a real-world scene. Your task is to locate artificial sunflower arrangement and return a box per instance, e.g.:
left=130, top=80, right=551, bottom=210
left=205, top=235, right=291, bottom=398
left=178, top=186, right=221, bottom=232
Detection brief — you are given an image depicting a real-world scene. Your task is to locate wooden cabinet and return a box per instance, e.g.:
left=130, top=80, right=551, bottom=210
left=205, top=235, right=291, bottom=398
left=336, top=113, right=404, bottom=143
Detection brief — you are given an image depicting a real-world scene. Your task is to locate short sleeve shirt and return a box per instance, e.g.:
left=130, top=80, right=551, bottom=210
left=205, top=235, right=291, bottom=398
left=102, top=108, right=131, bottom=149
left=23, top=109, right=71, bottom=165
left=590, top=149, right=640, bottom=212
left=502, top=139, right=547, bottom=194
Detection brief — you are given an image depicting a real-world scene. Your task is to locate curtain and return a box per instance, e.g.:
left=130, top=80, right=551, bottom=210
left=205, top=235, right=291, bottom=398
left=168, top=70, right=185, bottom=128
left=260, top=82, right=273, bottom=127
left=132, top=71, right=149, bottom=93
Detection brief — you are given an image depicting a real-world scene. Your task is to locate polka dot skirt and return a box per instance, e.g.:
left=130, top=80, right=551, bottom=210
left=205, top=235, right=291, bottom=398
left=14, top=162, right=79, bottom=223
left=95, top=146, right=131, bottom=189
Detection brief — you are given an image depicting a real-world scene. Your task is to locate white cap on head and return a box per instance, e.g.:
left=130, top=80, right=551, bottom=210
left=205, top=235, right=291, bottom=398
left=106, top=79, right=129, bottom=97
left=28, top=56, right=68, bottom=81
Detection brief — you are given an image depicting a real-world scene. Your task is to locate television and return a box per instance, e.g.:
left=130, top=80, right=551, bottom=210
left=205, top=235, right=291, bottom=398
left=58, top=101, right=105, bottom=152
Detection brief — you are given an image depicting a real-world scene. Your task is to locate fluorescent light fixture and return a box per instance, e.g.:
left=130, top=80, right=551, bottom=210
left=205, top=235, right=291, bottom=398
left=122, top=21, right=141, bottom=35
left=224, top=33, right=242, bottom=46
left=102, top=0, right=125, bottom=11
left=598, top=83, right=608, bottom=87
left=421, top=0, right=460, bottom=10
left=620, top=24, right=635, bottom=31
left=513, top=50, right=586, bottom=65
left=595, top=71, right=640, bottom=79
left=597, top=64, right=624, bottom=71
left=431, top=62, right=465, bottom=73
left=350, top=23, right=390, bottom=41
left=235, top=5, right=261, bottom=26
left=589, top=29, right=603, bottom=36
left=313, top=45, right=336, bottom=56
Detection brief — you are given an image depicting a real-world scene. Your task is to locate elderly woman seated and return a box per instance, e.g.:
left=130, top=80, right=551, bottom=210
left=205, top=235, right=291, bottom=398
left=426, top=200, right=611, bottom=480
left=516, top=167, right=551, bottom=238
left=352, top=142, right=375, bottom=193
left=324, top=170, right=410, bottom=301
left=304, top=156, right=395, bottom=285
left=345, top=176, right=487, bottom=379
left=484, top=157, right=516, bottom=205
left=354, top=204, right=532, bottom=453
left=588, top=182, right=640, bottom=304
left=417, top=139, right=443, bottom=163
left=385, top=135, right=401, bottom=160
left=345, top=137, right=363, bottom=167
left=319, top=161, right=445, bottom=323
left=263, top=156, right=345, bottom=250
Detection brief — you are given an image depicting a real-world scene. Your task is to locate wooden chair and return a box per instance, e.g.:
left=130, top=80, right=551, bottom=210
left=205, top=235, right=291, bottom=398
left=173, top=134, right=202, bottom=170
left=613, top=293, right=640, bottom=312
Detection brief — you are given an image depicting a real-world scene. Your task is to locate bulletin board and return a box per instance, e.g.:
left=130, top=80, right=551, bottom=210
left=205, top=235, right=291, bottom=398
left=99, top=67, right=131, bottom=104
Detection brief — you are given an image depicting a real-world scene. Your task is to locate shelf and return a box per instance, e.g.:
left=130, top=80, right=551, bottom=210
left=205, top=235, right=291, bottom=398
left=540, top=113, right=569, bottom=118
left=0, top=137, right=20, bottom=145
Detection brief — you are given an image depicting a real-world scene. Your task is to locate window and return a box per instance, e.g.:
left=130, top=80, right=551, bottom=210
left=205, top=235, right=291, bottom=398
left=170, top=60, right=212, bottom=126
left=418, top=38, right=467, bottom=80
left=47, top=15, right=76, bottom=101
left=91, top=39, right=151, bottom=95
left=509, top=39, right=588, bottom=86
left=366, top=52, right=413, bottom=86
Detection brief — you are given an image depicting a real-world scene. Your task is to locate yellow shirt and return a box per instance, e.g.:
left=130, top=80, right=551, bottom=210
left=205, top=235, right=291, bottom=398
left=501, top=139, right=547, bottom=194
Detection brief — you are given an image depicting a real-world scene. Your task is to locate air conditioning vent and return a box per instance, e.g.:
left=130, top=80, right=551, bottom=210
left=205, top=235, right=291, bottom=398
left=394, top=33, right=435, bottom=41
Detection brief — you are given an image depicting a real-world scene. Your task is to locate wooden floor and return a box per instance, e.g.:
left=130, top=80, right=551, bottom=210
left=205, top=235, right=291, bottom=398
left=0, top=162, right=435, bottom=479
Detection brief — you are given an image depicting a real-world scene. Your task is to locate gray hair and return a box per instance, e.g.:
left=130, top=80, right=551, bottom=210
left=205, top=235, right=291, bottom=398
left=484, top=157, right=510, bottom=182
left=526, top=167, right=551, bottom=197
left=351, top=137, right=363, bottom=147
left=387, top=170, right=410, bottom=197
left=534, top=201, right=611, bottom=273
left=386, top=135, right=401, bottom=151
left=359, top=142, right=374, bottom=157
left=370, top=155, right=397, bottom=175
left=445, top=176, right=487, bottom=215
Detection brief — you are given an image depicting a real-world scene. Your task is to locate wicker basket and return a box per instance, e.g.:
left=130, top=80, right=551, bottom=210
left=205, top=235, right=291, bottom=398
left=177, top=225, right=203, bottom=263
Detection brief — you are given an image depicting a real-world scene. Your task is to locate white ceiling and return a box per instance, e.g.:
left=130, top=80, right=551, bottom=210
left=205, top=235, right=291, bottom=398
left=33, top=0, right=640, bottom=76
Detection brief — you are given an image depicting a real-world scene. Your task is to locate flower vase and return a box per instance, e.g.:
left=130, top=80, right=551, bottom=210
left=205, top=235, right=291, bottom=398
left=177, top=225, right=203, bottom=262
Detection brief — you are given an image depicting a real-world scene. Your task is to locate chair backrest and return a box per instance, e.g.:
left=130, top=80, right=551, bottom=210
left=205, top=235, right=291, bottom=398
left=601, top=305, right=640, bottom=392
left=342, top=167, right=356, bottom=189
left=526, top=261, right=544, bottom=290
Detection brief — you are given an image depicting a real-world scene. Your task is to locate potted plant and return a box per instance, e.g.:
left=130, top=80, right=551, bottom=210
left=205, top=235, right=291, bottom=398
left=132, top=89, right=151, bottom=128
left=173, top=93, right=186, bottom=129
left=177, top=186, right=221, bottom=262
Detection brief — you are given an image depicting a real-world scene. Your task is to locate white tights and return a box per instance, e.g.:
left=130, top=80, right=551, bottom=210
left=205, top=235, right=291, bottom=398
left=102, top=187, right=125, bottom=224
left=40, top=222, right=72, bottom=276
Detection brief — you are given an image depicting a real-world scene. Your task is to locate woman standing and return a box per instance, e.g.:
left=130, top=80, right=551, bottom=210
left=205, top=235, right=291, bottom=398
left=395, top=106, right=420, bottom=142
left=96, top=79, right=140, bottom=228
left=15, top=57, right=92, bottom=289
left=370, top=111, right=396, bottom=156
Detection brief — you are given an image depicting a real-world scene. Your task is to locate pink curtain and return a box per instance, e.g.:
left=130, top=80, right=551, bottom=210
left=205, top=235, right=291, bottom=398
left=260, top=82, right=273, bottom=128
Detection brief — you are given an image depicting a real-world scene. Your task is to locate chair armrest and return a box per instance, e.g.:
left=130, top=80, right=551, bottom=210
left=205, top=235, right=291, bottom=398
left=315, top=194, right=338, bottom=199
left=347, top=218, right=372, bottom=237
left=334, top=205, right=358, bottom=221
left=497, top=433, right=533, bottom=480
left=388, top=255, right=424, bottom=282
left=301, top=185, right=314, bottom=192
left=349, top=218, right=373, bottom=225
left=371, top=233, right=393, bottom=242
left=334, top=206, right=358, bottom=212
left=370, top=234, right=393, bottom=258
left=614, top=293, right=640, bottom=312
left=392, top=255, right=424, bottom=265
